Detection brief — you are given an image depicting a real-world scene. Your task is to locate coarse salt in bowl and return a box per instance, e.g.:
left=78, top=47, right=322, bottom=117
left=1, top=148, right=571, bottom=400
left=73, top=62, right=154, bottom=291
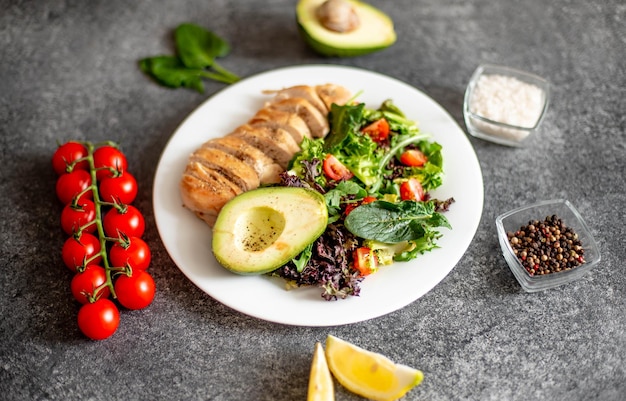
left=463, top=64, right=550, bottom=147
left=495, top=199, right=601, bottom=292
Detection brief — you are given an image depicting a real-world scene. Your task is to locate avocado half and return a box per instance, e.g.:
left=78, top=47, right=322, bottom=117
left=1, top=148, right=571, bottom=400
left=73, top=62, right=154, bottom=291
left=297, top=0, right=396, bottom=57
left=212, top=187, right=328, bottom=275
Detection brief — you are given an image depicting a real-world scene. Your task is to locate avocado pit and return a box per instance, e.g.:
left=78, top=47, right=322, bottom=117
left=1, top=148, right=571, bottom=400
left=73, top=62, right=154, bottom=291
left=316, top=0, right=360, bottom=33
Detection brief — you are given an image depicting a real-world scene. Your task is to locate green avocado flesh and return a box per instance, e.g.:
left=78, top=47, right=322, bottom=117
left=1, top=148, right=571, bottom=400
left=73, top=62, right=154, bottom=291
left=296, top=0, right=396, bottom=57
left=212, top=187, right=328, bottom=275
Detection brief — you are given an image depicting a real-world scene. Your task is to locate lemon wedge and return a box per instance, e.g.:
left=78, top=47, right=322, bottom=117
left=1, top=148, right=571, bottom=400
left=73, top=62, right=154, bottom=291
left=325, top=335, right=424, bottom=401
left=308, top=342, right=335, bottom=401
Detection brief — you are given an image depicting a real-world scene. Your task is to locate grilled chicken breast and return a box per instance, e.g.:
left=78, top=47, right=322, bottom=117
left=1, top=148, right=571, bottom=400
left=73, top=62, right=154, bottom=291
left=180, top=83, right=352, bottom=227
left=249, top=108, right=313, bottom=145
left=202, top=136, right=282, bottom=185
left=266, top=97, right=330, bottom=138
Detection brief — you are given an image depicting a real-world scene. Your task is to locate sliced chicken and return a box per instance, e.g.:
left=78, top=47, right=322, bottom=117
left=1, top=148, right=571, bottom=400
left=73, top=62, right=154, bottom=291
left=180, top=161, right=244, bottom=227
left=228, top=124, right=300, bottom=169
left=189, top=147, right=260, bottom=192
left=249, top=108, right=313, bottom=145
left=202, top=136, right=282, bottom=185
left=266, top=98, right=329, bottom=138
left=263, top=85, right=328, bottom=115
left=180, top=83, right=353, bottom=228
left=316, top=83, right=353, bottom=110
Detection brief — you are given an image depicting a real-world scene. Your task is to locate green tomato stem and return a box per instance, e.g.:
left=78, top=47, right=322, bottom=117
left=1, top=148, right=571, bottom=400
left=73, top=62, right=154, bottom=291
left=84, top=141, right=118, bottom=300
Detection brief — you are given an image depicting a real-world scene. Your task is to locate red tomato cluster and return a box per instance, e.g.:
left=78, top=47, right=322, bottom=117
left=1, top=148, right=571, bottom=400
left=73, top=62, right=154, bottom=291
left=52, top=141, right=155, bottom=340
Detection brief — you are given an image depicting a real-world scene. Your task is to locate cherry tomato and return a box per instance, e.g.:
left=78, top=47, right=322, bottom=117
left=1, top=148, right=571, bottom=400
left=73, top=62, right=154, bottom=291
left=322, top=154, right=353, bottom=181
left=99, top=171, right=138, bottom=205
left=109, top=236, right=151, bottom=270
left=71, top=265, right=110, bottom=304
left=62, top=233, right=102, bottom=272
left=353, top=247, right=378, bottom=276
left=103, top=205, right=145, bottom=238
left=56, top=170, right=93, bottom=205
left=114, top=270, right=155, bottom=310
left=399, top=149, right=428, bottom=167
left=93, top=145, right=127, bottom=180
left=400, top=178, right=425, bottom=201
left=344, top=196, right=377, bottom=216
left=77, top=298, right=119, bottom=340
left=52, top=141, right=89, bottom=175
left=361, top=118, right=390, bottom=143
left=60, top=199, right=97, bottom=235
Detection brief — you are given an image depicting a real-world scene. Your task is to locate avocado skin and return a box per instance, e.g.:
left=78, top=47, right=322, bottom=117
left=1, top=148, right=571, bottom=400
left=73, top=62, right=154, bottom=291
left=296, top=0, right=396, bottom=57
left=297, top=22, right=392, bottom=57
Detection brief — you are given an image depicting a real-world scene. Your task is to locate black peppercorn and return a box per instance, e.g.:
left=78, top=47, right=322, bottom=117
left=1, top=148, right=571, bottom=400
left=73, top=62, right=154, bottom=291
left=506, top=215, right=585, bottom=276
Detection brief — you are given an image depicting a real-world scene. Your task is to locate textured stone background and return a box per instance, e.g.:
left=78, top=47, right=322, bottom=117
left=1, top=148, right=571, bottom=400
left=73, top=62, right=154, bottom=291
left=1, top=0, right=624, bottom=400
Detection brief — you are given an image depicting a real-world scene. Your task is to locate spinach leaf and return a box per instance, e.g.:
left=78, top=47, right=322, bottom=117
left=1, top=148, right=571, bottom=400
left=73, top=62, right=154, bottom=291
left=140, top=23, right=240, bottom=92
left=139, top=56, right=206, bottom=93
left=175, top=23, right=230, bottom=68
left=344, top=200, right=451, bottom=243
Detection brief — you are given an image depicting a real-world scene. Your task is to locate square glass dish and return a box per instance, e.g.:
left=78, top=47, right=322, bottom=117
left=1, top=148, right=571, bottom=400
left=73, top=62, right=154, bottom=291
left=463, top=64, right=550, bottom=147
left=495, top=199, right=601, bottom=292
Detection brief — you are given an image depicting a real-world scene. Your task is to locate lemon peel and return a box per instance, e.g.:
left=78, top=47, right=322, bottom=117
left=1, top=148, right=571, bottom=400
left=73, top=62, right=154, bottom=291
left=308, top=342, right=335, bottom=401
left=324, top=335, right=423, bottom=401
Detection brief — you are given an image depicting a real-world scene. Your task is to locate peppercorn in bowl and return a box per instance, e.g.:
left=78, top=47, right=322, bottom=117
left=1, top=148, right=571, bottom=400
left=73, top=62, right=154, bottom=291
left=495, top=199, right=600, bottom=292
left=463, top=64, right=550, bottom=147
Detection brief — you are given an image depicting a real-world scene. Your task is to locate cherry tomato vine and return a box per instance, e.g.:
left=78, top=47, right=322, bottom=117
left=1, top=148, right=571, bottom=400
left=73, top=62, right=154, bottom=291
left=53, top=140, right=155, bottom=340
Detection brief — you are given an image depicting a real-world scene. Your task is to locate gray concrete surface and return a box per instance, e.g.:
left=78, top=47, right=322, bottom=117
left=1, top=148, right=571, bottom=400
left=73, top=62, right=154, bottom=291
left=1, top=0, right=624, bottom=400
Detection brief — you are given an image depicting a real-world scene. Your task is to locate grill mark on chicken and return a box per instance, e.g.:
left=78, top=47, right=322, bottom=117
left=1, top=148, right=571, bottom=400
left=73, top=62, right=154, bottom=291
left=316, top=84, right=353, bottom=110
left=202, top=137, right=283, bottom=185
left=228, top=124, right=300, bottom=169
left=248, top=108, right=313, bottom=145
left=263, top=85, right=328, bottom=115
left=266, top=98, right=329, bottom=138
left=180, top=163, right=243, bottom=226
left=189, top=147, right=260, bottom=192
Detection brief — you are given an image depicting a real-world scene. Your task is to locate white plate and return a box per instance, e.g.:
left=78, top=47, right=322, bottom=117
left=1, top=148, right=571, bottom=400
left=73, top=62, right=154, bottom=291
left=153, top=65, right=484, bottom=326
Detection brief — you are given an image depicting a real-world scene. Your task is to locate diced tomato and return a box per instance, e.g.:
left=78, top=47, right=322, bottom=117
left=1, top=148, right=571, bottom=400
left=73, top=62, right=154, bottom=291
left=361, top=118, right=390, bottom=143
left=353, top=247, right=378, bottom=276
left=323, top=154, right=353, bottom=181
left=344, top=196, right=377, bottom=216
left=399, top=149, right=428, bottom=167
left=400, top=178, right=425, bottom=201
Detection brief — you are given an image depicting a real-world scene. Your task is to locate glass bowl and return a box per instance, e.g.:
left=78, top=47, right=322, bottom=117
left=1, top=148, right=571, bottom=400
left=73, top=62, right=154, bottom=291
left=463, top=64, right=550, bottom=147
left=495, top=199, right=601, bottom=292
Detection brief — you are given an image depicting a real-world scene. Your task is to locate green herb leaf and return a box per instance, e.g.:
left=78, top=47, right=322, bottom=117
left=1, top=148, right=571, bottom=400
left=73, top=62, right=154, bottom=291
left=292, top=242, right=314, bottom=273
left=344, top=200, right=451, bottom=243
left=139, top=56, right=206, bottom=93
left=324, top=103, right=365, bottom=151
left=175, top=23, right=231, bottom=69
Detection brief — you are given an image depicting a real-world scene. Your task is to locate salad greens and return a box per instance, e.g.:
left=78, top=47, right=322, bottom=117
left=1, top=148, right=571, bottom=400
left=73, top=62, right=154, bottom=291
left=139, top=23, right=240, bottom=93
left=274, top=99, right=454, bottom=300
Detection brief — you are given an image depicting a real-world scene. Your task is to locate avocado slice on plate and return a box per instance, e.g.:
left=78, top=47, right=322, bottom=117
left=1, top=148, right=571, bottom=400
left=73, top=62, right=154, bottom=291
left=297, top=0, right=396, bottom=57
left=212, top=187, right=328, bottom=275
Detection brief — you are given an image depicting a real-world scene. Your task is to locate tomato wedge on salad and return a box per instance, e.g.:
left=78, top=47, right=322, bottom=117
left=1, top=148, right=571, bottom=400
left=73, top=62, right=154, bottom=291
left=323, top=154, right=353, bottom=181
left=400, top=178, right=425, bottom=201
left=361, top=118, right=390, bottom=143
left=399, top=149, right=428, bottom=167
